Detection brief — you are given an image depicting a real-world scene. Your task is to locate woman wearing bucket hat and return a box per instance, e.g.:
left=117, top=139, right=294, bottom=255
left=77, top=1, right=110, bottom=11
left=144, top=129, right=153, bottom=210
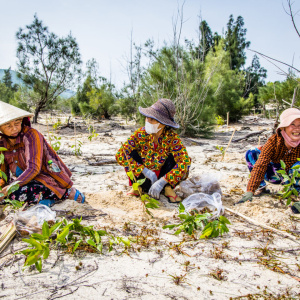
left=236, top=107, right=300, bottom=213
left=115, top=98, right=191, bottom=203
left=0, top=101, right=85, bottom=206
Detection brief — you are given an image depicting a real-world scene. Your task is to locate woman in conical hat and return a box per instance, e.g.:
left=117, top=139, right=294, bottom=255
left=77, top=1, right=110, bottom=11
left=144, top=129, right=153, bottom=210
left=236, top=108, right=300, bottom=213
left=116, top=98, right=191, bottom=203
left=0, top=101, right=85, bottom=206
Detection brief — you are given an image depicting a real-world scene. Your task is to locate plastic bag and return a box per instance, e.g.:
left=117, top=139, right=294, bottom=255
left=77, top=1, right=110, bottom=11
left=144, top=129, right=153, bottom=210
left=176, top=173, right=222, bottom=198
left=14, top=204, right=56, bottom=235
left=181, top=192, right=224, bottom=217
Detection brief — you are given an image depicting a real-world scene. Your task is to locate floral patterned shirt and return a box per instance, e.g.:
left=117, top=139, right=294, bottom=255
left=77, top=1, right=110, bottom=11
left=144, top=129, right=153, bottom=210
left=115, top=127, right=191, bottom=187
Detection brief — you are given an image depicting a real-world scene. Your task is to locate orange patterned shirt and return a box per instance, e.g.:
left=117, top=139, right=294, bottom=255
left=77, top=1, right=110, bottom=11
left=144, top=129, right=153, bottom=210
left=116, top=127, right=191, bottom=187
left=247, top=131, right=300, bottom=192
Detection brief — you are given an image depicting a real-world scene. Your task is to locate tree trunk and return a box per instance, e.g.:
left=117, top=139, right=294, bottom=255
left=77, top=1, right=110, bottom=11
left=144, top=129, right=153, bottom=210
left=33, top=105, right=42, bottom=123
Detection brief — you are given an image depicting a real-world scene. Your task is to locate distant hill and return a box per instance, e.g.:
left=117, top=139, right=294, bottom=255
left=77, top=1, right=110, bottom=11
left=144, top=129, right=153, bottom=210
left=0, top=69, right=75, bottom=99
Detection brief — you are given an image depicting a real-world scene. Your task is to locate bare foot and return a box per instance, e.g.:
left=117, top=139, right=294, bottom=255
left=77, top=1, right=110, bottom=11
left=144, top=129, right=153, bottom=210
left=68, top=187, right=84, bottom=203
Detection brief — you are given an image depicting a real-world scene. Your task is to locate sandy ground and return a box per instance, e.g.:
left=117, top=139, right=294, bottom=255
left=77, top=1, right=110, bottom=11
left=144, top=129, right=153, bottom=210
left=0, top=114, right=300, bottom=300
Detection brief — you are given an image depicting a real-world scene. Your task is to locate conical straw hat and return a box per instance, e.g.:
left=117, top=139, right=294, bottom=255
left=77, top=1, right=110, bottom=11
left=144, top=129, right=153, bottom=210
left=0, top=101, right=33, bottom=126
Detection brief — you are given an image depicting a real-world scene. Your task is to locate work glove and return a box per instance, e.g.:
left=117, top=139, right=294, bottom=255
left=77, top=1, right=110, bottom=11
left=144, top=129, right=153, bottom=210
left=235, top=192, right=253, bottom=205
left=149, top=177, right=167, bottom=199
left=142, top=167, right=158, bottom=185
left=291, top=201, right=300, bottom=214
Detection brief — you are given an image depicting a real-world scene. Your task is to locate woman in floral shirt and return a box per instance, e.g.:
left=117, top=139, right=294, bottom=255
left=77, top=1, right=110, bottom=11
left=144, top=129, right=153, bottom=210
left=116, top=99, right=191, bottom=203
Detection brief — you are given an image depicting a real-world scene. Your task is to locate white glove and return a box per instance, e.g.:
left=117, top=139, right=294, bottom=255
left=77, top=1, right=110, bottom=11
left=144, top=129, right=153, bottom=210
left=142, top=167, right=158, bottom=185
left=149, top=177, right=167, bottom=199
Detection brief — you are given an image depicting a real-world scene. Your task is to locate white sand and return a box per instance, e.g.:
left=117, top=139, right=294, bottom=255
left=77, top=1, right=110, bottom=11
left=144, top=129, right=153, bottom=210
left=0, top=115, right=299, bottom=299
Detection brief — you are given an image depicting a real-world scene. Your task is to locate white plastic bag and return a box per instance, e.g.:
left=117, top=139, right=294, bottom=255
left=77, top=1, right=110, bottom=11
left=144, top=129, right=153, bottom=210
left=181, top=192, right=224, bottom=217
left=176, top=173, right=222, bottom=198
left=14, top=204, right=56, bottom=235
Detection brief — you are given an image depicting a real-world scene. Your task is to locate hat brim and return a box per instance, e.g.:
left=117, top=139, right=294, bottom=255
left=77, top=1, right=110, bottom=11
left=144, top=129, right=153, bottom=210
left=276, top=114, right=300, bottom=133
left=139, top=106, right=179, bottom=129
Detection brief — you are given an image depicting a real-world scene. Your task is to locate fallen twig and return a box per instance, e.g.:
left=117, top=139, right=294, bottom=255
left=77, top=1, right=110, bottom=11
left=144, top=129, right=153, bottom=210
left=87, top=159, right=117, bottom=166
left=232, top=130, right=267, bottom=143
left=0, top=222, right=17, bottom=254
left=225, top=206, right=300, bottom=244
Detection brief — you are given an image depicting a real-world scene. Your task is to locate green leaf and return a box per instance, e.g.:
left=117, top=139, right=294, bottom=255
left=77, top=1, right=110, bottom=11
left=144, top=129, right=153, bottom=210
left=219, top=215, right=231, bottom=225
left=141, top=194, right=148, bottom=201
left=280, top=160, right=286, bottom=169
left=136, top=178, right=146, bottom=185
left=73, top=239, right=83, bottom=253
left=43, top=246, right=50, bottom=259
left=24, top=251, right=43, bottom=266
left=292, top=189, right=298, bottom=196
left=97, top=242, right=103, bottom=253
left=7, top=182, right=20, bottom=196
left=126, top=171, right=134, bottom=181
left=86, top=239, right=97, bottom=248
left=120, top=237, right=130, bottom=247
left=132, top=182, right=140, bottom=191
left=96, top=230, right=107, bottom=236
left=276, top=170, right=286, bottom=174
left=49, top=222, right=63, bottom=235
left=42, top=222, right=50, bottom=237
left=31, top=233, right=47, bottom=241
left=35, top=258, right=42, bottom=272
left=162, top=224, right=178, bottom=230
left=145, top=202, right=159, bottom=209
left=0, top=170, right=7, bottom=182
left=20, top=249, right=37, bottom=255
left=286, top=197, right=292, bottom=206
left=178, top=203, right=185, bottom=213
left=174, top=229, right=182, bottom=235
left=0, top=147, right=7, bottom=152
left=22, top=238, right=43, bottom=250
left=94, top=231, right=100, bottom=244
left=56, top=226, right=70, bottom=243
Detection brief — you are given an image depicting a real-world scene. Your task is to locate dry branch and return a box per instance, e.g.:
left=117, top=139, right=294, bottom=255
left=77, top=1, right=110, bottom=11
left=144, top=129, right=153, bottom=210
left=87, top=159, right=117, bottom=166
left=232, top=130, right=266, bottom=143
left=225, top=206, right=300, bottom=244
left=0, top=222, right=17, bottom=254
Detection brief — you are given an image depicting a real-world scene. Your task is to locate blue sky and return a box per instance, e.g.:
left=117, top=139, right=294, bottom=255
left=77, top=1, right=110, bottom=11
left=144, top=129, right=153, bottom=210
left=0, top=0, right=299, bottom=88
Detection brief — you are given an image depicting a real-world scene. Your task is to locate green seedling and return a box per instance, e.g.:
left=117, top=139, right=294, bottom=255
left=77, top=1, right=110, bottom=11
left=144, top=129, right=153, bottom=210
left=163, top=203, right=230, bottom=239
left=88, top=129, right=98, bottom=142
left=0, top=147, right=22, bottom=208
left=127, top=171, right=159, bottom=216
left=18, top=217, right=130, bottom=272
left=52, top=119, right=62, bottom=130
left=276, top=159, right=300, bottom=205
left=215, top=145, right=225, bottom=157
left=71, top=140, right=83, bottom=156
left=49, top=135, right=61, bottom=152
left=215, top=115, right=225, bottom=126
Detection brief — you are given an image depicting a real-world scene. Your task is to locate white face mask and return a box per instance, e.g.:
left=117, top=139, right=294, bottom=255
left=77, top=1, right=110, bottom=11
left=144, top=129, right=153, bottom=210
left=145, top=120, right=161, bottom=134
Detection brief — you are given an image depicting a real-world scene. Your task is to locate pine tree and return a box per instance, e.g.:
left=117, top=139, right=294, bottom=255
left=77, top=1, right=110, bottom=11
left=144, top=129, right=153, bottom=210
left=224, top=15, right=250, bottom=70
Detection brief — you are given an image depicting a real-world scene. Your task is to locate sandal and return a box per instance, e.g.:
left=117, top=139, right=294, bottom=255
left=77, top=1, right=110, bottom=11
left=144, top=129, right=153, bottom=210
left=165, top=195, right=182, bottom=203
left=164, top=186, right=181, bottom=203
left=126, top=187, right=141, bottom=197
left=74, top=189, right=85, bottom=203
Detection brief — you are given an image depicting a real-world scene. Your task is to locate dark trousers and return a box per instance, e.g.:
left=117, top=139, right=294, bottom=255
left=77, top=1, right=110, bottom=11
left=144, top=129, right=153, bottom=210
left=129, top=150, right=176, bottom=193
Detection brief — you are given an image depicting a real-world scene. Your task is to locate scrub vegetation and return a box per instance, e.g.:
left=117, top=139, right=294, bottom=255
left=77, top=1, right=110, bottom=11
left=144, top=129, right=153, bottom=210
left=1, top=2, right=299, bottom=136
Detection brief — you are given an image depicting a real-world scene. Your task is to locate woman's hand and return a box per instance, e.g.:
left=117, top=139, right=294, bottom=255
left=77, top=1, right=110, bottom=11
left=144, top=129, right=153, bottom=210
left=235, top=192, right=253, bottom=205
left=142, top=168, right=158, bottom=185
left=149, top=177, right=167, bottom=199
